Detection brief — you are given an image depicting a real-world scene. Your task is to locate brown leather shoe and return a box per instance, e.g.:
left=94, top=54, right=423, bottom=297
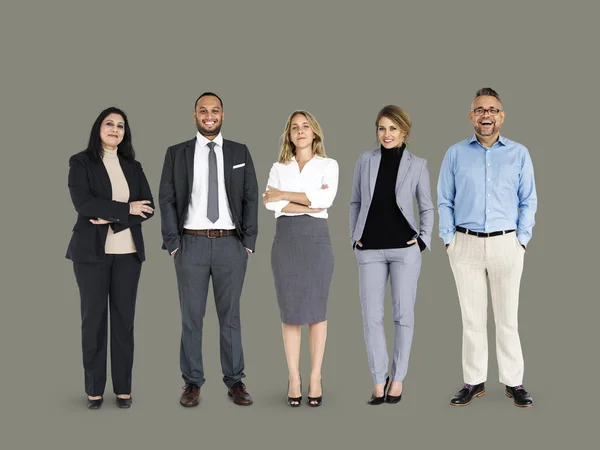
left=227, top=381, right=253, bottom=406
left=180, top=383, right=200, bottom=407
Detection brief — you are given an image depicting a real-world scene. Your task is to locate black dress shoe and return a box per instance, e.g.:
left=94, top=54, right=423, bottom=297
left=367, top=376, right=389, bottom=405
left=505, top=385, right=534, bottom=407
left=450, top=383, right=485, bottom=406
left=86, top=397, right=104, bottom=409
left=116, top=396, right=133, bottom=409
left=385, top=382, right=402, bottom=404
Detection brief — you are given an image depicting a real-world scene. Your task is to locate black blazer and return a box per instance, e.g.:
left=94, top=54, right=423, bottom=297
left=65, top=151, right=155, bottom=263
left=158, top=138, right=258, bottom=254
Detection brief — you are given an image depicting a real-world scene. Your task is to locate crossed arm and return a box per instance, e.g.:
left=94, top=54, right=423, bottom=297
left=263, top=161, right=339, bottom=213
left=263, top=185, right=327, bottom=213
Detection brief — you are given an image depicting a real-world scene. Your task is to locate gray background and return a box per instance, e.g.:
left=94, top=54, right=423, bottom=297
left=1, top=0, right=597, bottom=448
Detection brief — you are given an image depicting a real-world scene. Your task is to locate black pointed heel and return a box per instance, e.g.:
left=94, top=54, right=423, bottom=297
left=385, top=382, right=403, bottom=404
left=367, top=376, right=389, bottom=405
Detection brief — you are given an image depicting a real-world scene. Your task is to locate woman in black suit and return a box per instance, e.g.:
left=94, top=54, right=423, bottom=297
left=66, top=107, right=154, bottom=409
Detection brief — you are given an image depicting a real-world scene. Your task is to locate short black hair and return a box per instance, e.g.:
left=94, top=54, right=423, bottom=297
left=85, top=106, right=135, bottom=163
left=474, top=87, right=501, bottom=102
left=194, top=92, right=223, bottom=110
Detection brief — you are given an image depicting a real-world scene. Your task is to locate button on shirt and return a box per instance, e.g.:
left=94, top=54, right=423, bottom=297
left=265, top=155, right=339, bottom=219
left=184, top=132, right=235, bottom=229
left=437, top=135, right=537, bottom=246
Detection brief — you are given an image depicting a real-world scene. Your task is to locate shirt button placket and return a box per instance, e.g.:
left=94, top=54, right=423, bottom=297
left=485, top=150, right=490, bottom=232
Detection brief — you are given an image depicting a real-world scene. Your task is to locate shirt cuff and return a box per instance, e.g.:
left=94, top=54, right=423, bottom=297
left=517, top=233, right=530, bottom=247
left=441, top=232, right=455, bottom=246
left=171, top=248, right=179, bottom=255
left=305, top=190, right=331, bottom=209
left=265, top=200, right=290, bottom=213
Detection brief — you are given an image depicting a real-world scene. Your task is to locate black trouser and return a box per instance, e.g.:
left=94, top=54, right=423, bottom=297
left=73, top=253, right=142, bottom=396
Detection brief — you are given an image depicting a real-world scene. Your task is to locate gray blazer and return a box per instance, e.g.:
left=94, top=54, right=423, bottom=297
left=349, top=148, right=434, bottom=249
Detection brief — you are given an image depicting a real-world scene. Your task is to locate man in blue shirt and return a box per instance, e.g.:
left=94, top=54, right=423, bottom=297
left=438, top=88, right=537, bottom=408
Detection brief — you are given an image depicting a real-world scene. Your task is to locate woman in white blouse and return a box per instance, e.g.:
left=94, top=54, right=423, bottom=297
left=263, top=110, right=338, bottom=407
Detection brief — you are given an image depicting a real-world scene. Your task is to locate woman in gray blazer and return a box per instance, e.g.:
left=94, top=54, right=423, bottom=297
left=349, top=105, right=433, bottom=405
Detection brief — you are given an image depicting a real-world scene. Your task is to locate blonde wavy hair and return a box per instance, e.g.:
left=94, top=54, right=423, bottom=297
left=278, top=110, right=326, bottom=164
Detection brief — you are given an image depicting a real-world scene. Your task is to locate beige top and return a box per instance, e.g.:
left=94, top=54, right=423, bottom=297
left=102, top=149, right=137, bottom=254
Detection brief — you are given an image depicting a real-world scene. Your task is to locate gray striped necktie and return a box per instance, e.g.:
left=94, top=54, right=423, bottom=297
left=207, top=141, right=219, bottom=222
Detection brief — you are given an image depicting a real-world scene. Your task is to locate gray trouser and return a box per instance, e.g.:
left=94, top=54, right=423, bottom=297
left=355, top=246, right=422, bottom=384
left=174, top=234, right=248, bottom=388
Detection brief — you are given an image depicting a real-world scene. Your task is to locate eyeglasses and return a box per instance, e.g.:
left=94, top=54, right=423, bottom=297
left=471, top=107, right=503, bottom=116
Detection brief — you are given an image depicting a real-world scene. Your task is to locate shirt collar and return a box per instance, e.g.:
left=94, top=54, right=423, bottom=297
left=196, top=131, right=223, bottom=149
left=291, top=154, right=322, bottom=162
left=468, top=133, right=507, bottom=147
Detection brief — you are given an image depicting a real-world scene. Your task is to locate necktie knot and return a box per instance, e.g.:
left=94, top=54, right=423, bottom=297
left=207, top=142, right=216, bottom=150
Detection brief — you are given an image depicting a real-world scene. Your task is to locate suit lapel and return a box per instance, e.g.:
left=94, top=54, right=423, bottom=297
left=369, top=149, right=381, bottom=198
left=185, top=138, right=196, bottom=195
left=395, top=150, right=413, bottom=195
left=92, top=159, right=112, bottom=198
left=119, top=156, right=136, bottom=201
left=222, top=140, right=232, bottom=198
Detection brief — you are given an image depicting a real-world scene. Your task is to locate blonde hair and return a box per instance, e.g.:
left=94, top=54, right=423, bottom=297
left=376, top=105, right=412, bottom=144
left=278, top=110, right=326, bottom=164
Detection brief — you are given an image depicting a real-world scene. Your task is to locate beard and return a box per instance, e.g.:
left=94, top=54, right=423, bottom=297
left=196, top=120, right=222, bottom=138
left=475, top=122, right=499, bottom=137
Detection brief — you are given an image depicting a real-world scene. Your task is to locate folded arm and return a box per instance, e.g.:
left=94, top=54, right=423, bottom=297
left=112, top=161, right=155, bottom=233
left=68, top=155, right=130, bottom=224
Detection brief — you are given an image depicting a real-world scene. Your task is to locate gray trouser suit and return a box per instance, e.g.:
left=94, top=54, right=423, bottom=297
left=349, top=148, right=434, bottom=385
left=356, top=246, right=422, bottom=383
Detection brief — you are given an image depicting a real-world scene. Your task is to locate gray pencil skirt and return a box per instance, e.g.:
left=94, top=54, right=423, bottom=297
left=271, top=215, right=334, bottom=325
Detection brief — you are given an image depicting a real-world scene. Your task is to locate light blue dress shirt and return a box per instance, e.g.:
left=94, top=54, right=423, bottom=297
left=437, top=134, right=537, bottom=246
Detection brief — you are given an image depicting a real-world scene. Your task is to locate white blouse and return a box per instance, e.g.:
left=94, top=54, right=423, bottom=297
left=264, top=155, right=339, bottom=219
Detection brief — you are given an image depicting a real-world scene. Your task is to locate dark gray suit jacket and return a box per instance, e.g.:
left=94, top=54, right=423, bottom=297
left=66, top=151, right=155, bottom=262
left=158, top=137, right=259, bottom=254
left=349, top=148, right=434, bottom=249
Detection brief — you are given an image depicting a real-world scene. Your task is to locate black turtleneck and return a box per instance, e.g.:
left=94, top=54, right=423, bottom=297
left=358, top=144, right=426, bottom=251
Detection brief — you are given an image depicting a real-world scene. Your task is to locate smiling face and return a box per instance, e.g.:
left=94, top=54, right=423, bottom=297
left=289, top=114, right=315, bottom=152
left=99, top=113, right=125, bottom=150
left=194, top=95, right=224, bottom=138
left=469, top=95, right=505, bottom=139
left=377, top=116, right=405, bottom=149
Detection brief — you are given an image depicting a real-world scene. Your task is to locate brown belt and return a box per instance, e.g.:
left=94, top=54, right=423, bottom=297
left=183, top=228, right=237, bottom=238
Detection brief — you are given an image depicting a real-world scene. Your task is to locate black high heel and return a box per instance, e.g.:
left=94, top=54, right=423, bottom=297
left=385, top=381, right=403, bottom=404
left=287, top=377, right=302, bottom=407
left=367, top=376, right=389, bottom=405
left=308, top=380, right=323, bottom=407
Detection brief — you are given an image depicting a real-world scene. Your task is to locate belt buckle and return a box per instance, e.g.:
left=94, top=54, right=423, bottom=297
left=207, top=229, right=219, bottom=239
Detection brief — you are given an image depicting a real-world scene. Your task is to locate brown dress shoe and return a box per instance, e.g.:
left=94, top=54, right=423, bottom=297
left=180, top=383, right=200, bottom=407
left=228, top=381, right=253, bottom=406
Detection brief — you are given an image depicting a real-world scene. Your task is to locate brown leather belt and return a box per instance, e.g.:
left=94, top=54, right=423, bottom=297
left=183, top=228, right=237, bottom=238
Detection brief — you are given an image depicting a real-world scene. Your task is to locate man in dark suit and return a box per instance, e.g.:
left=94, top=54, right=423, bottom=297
left=159, top=92, right=258, bottom=407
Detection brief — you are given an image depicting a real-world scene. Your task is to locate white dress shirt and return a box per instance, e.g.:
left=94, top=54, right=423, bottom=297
left=184, top=132, right=236, bottom=230
left=265, top=155, right=339, bottom=218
